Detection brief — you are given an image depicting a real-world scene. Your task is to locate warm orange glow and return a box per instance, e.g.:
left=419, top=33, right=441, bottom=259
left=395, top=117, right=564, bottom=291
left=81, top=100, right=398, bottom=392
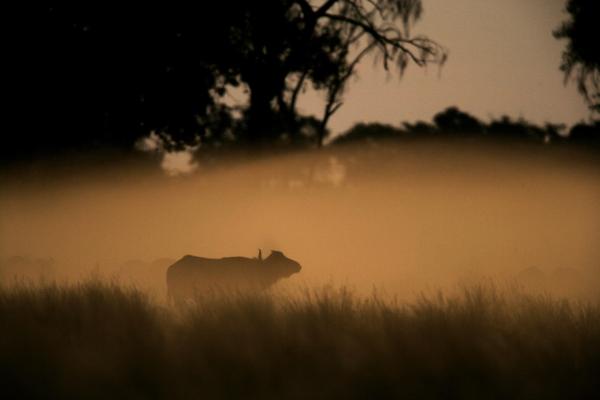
left=1, top=142, right=598, bottom=301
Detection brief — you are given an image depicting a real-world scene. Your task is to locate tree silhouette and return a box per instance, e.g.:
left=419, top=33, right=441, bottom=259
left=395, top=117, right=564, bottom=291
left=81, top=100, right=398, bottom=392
left=568, top=120, right=600, bottom=146
left=331, top=106, right=589, bottom=147
left=6, top=2, right=444, bottom=161
left=208, top=1, right=445, bottom=147
left=308, top=0, right=446, bottom=145
left=331, top=122, right=404, bottom=144
left=7, top=5, right=232, bottom=161
left=433, top=107, right=484, bottom=135
left=554, top=0, right=600, bottom=114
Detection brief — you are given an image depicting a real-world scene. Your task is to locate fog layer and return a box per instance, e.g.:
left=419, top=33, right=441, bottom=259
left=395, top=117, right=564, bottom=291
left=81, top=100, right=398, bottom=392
left=1, top=142, right=599, bottom=299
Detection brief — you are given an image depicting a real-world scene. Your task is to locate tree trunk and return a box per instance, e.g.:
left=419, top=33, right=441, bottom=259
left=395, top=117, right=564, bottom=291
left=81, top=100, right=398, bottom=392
left=246, top=77, right=281, bottom=146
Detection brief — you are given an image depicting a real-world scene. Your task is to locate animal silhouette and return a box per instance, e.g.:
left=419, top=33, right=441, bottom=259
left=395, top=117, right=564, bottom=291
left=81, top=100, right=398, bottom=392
left=166, top=250, right=301, bottom=304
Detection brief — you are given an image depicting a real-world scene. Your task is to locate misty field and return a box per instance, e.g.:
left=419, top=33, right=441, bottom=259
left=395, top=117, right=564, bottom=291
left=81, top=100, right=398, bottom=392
left=1, top=280, right=598, bottom=399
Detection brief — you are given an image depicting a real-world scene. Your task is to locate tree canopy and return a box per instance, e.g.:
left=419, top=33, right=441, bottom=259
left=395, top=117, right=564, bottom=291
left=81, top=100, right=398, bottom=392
left=227, top=0, right=446, bottom=146
left=554, top=0, right=600, bottom=114
left=6, top=1, right=444, bottom=161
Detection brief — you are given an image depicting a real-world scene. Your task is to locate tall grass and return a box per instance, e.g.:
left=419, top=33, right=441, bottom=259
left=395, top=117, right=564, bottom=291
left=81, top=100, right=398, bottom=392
left=1, top=280, right=598, bottom=399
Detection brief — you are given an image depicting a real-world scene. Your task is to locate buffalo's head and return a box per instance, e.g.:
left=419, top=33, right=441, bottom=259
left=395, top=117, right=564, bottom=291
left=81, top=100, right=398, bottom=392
left=263, top=250, right=301, bottom=278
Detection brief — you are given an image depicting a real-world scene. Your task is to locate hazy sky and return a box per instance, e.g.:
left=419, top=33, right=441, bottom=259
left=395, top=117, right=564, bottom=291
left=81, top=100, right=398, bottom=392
left=298, top=0, right=592, bottom=135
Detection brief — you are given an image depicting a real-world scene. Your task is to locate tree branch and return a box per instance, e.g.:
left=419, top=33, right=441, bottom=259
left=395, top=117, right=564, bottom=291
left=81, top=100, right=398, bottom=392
left=292, top=0, right=315, bottom=19
left=322, top=12, right=443, bottom=68
left=315, top=0, right=342, bottom=17
left=290, top=69, right=309, bottom=114
left=293, top=0, right=341, bottom=19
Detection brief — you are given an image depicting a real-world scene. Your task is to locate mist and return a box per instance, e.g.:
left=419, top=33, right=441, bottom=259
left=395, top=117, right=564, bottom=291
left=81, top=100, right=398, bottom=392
left=1, top=141, right=599, bottom=299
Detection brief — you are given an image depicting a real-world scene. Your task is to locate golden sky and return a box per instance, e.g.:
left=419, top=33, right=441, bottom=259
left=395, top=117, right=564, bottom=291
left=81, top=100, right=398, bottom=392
left=298, top=0, right=591, bottom=135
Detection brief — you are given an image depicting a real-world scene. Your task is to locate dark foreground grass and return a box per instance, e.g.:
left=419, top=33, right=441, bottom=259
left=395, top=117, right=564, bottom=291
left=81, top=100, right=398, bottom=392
left=0, top=281, right=599, bottom=399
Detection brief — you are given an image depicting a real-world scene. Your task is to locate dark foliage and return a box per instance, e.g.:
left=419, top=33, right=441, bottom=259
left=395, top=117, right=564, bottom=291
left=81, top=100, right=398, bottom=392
left=6, top=1, right=444, bottom=162
left=554, top=0, right=600, bottom=113
left=433, top=106, right=485, bottom=135
left=333, top=106, right=599, bottom=148
left=6, top=5, right=231, bottom=161
left=332, top=122, right=406, bottom=144
left=569, top=120, right=600, bottom=147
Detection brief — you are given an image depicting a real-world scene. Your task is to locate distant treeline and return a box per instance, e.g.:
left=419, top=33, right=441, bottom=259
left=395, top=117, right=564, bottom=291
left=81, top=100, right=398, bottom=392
left=332, top=107, right=600, bottom=147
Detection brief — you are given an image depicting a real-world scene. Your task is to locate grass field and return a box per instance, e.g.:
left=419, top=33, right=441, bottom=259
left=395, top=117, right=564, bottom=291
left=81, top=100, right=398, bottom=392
left=1, top=280, right=599, bottom=399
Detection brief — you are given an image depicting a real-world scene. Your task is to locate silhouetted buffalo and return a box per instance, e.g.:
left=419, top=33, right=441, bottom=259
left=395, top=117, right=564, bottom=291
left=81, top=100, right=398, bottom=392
left=166, top=250, right=301, bottom=304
